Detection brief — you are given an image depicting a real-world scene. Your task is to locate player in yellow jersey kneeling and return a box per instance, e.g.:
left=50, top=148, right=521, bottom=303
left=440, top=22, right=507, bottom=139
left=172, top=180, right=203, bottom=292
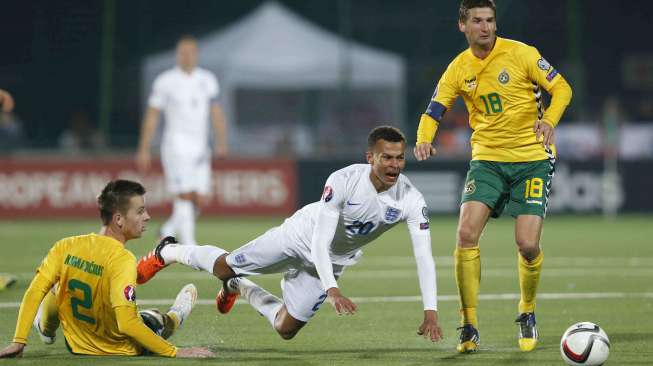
left=0, top=180, right=213, bottom=358
left=414, top=0, right=572, bottom=354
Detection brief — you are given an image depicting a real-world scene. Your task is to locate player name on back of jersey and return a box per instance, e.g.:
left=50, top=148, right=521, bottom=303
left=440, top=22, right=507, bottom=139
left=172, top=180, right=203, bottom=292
left=64, top=254, right=104, bottom=277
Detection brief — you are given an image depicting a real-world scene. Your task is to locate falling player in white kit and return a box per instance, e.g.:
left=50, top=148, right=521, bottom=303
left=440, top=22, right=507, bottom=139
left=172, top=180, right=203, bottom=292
left=137, top=126, right=443, bottom=341
left=136, top=35, right=229, bottom=246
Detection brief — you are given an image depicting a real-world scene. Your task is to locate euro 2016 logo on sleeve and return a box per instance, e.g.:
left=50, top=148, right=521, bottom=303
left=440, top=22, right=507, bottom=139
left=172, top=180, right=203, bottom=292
left=123, top=285, right=136, bottom=302
left=322, top=186, right=334, bottom=202
left=421, top=206, right=429, bottom=222
left=537, top=58, right=551, bottom=71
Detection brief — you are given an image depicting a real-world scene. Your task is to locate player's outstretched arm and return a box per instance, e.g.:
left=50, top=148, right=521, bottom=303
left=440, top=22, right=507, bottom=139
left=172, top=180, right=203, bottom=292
left=414, top=114, right=439, bottom=161
left=417, top=310, right=443, bottom=342
left=407, top=200, right=440, bottom=341
left=176, top=347, right=215, bottom=358
left=311, top=204, right=356, bottom=315
left=0, top=342, right=25, bottom=358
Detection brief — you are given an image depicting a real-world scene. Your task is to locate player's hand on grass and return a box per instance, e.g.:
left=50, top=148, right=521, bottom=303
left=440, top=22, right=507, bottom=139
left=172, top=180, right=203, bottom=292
left=413, top=143, right=437, bottom=161
left=0, top=342, right=25, bottom=358
left=176, top=346, right=215, bottom=358
left=533, top=119, right=555, bottom=149
left=417, top=310, right=443, bottom=342
left=327, top=287, right=357, bottom=315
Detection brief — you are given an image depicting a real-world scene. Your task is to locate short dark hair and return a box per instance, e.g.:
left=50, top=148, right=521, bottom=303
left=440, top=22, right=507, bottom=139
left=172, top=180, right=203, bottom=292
left=459, top=0, right=496, bottom=22
left=367, top=126, right=406, bottom=149
left=98, top=180, right=146, bottom=225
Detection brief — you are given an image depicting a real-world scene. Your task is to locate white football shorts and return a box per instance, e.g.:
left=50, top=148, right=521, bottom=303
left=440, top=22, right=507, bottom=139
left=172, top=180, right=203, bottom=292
left=161, top=150, right=211, bottom=195
left=225, top=225, right=345, bottom=322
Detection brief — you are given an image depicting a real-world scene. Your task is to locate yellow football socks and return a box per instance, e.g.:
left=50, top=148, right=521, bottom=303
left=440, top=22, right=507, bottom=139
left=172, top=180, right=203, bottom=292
left=160, top=311, right=180, bottom=340
left=455, top=246, right=481, bottom=327
left=518, top=251, right=543, bottom=314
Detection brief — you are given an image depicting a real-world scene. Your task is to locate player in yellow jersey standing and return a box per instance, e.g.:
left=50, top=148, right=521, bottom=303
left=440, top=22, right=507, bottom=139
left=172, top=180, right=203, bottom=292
left=414, top=0, right=572, bottom=353
left=0, top=180, right=213, bottom=358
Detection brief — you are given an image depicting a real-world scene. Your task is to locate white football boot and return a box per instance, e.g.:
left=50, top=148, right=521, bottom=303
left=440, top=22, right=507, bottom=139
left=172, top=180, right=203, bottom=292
left=33, top=303, right=56, bottom=345
left=168, top=284, right=198, bottom=327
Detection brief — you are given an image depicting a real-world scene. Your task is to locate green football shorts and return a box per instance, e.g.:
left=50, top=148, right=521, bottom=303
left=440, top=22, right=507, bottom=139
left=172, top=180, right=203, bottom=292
left=461, top=159, right=555, bottom=218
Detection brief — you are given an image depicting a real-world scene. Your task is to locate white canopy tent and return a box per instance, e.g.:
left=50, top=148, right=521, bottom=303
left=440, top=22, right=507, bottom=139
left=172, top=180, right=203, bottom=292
left=142, top=1, right=405, bottom=156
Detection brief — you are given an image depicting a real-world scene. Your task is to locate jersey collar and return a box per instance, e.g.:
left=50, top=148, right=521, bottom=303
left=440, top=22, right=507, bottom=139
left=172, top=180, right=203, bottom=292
left=465, top=36, right=507, bottom=74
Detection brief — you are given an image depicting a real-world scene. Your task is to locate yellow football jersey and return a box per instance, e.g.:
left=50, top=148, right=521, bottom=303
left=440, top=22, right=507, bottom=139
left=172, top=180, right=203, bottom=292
left=427, top=37, right=572, bottom=162
left=26, top=234, right=159, bottom=355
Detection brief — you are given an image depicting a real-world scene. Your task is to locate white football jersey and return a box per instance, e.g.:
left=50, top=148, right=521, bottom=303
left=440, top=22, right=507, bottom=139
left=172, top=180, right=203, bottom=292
left=283, top=164, right=430, bottom=265
left=148, top=66, right=219, bottom=158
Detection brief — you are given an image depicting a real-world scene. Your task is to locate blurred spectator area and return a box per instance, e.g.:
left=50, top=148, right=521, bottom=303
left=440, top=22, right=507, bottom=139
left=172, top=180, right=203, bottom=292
left=0, top=1, right=652, bottom=160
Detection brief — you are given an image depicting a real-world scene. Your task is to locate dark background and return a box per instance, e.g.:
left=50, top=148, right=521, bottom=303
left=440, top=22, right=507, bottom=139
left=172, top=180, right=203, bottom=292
left=0, top=0, right=651, bottom=147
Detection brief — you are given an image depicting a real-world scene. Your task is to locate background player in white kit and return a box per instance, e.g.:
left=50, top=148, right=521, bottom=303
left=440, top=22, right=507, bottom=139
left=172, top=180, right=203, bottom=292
left=136, top=35, right=229, bottom=246
left=137, top=126, right=443, bottom=342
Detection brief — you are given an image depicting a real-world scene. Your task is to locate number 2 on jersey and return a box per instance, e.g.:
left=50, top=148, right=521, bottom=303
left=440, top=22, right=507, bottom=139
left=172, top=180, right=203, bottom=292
left=480, top=93, right=503, bottom=114
left=69, top=279, right=96, bottom=324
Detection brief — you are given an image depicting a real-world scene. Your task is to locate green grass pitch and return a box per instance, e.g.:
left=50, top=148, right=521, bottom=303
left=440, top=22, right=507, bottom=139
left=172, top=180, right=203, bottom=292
left=1, top=215, right=652, bottom=365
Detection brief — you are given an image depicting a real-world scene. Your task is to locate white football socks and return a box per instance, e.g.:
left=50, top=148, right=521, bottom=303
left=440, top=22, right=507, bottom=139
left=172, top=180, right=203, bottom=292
left=159, top=206, right=178, bottom=238
left=237, top=278, right=283, bottom=327
left=175, top=199, right=197, bottom=246
left=161, top=245, right=226, bottom=273
left=160, top=199, right=197, bottom=245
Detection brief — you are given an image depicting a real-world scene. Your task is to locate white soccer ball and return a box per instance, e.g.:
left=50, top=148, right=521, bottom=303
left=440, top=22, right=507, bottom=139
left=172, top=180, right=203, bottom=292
left=560, top=322, right=610, bottom=366
left=139, top=309, right=165, bottom=336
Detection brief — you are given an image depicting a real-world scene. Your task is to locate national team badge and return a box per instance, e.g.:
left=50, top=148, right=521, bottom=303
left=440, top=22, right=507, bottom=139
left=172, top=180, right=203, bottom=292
left=537, top=58, right=551, bottom=71
left=234, top=253, right=246, bottom=264
left=498, top=69, right=510, bottom=84
left=322, top=186, right=333, bottom=202
left=385, top=207, right=402, bottom=222
left=124, top=285, right=136, bottom=302
left=464, top=179, right=476, bottom=195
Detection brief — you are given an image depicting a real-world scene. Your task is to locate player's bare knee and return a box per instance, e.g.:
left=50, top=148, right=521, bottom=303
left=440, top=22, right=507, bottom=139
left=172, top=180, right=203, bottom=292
left=212, top=254, right=236, bottom=280
left=456, top=225, right=480, bottom=247
left=273, top=309, right=304, bottom=340
left=516, top=239, right=540, bottom=260
left=274, top=321, right=300, bottom=340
